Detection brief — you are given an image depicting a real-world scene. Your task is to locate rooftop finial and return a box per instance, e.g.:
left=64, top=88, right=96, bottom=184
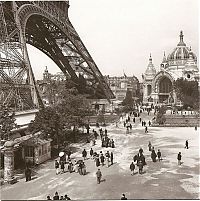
left=180, top=31, right=184, bottom=42
left=178, top=30, right=186, bottom=46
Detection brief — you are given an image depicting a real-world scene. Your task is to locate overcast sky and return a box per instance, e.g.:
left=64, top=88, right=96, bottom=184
left=28, top=0, right=199, bottom=82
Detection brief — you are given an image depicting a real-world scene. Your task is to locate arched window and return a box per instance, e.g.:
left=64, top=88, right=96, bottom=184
left=159, top=77, right=172, bottom=93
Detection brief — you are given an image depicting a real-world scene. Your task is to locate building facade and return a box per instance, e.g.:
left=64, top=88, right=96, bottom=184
left=143, top=31, right=199, bottom=105
left=105, top=75, right=141, bottom=102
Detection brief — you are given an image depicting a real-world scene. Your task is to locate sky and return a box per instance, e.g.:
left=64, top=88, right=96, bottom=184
left=28, top=0, right=199, bottom=82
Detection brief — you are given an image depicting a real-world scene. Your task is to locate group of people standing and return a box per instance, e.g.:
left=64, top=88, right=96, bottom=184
left=55, top=159, right=87, bottom=175
left=47, top=192, right=71, bottom=200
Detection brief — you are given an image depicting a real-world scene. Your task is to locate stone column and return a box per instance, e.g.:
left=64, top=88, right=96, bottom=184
left=3, top=141, right=16, bottom=184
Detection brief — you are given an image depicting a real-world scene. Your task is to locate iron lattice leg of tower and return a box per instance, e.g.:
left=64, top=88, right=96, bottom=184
left=0, top=1, right=114, bottom=111
left=0, top=2, right=42, bottom=111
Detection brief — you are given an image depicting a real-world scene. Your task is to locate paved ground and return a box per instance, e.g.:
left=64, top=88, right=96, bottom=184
left=1, top=111, right=199, bottom=200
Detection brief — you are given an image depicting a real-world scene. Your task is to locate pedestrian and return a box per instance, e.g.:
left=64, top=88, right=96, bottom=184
left=100, top=154, right=105, bottom=166
left=185, top=140, right=189, bottom=149
left=64, top=195, right=71, bottom=200
left=55, top=160, right=59, bottom=175
left=25, top=166, right=31, bottom=182
left=126, top=127, right=129, bottom=134
left=177, top=152, right=182, bottom=165
left=148, top=121, right=151, bottom=126
left=96, top=156, right=100, bottom=167
left=105, top=128, right=107, bottom=135
left=121, top=193, right=127, bottom=200
left=111, top=139, right=115, bottom=148
left=53, top=192, right=59, bottom=200
left=130, top=124, right=132, bottom=130
left=145, top=126, right=148, bottom=133
left=157, top=149, right=162, bottom=162
left=133, top=117, right=135, bottom=123
left=139, top=147, right=143, bottom=155
left=110, top=152, right=113, bottom=165
left=82, top=162, right=86, bottom=175
left=130, top=162, right=135, bottom=175
left=141, top=121, right=143, bottom=126
left=61, top=161, right=65, bottom=173
left=82, top=149, right=87, bottom=160
left=139, top=117, right=142, bottom=122
left=151, top=147, right=157, bottom=162
left=96, top=169, right=102, bottom=184
left=138, top=160, right=143, bottom=174
left=195, top=125, right=197, bottom=131
left=73, top=161, right=79, bottom=173
left=47, top=195, right=52, bottom=200
left=68, top=161, right=73, bottom=173
left=90, top=148, right=94, bottom=159
left=144, top=121, right=146, bottom=126
left=148, top=141, right=152, bottom=151
left=79, top=162, right=83, bottom=175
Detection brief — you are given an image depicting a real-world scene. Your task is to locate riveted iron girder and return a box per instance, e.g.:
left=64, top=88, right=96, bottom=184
left=0, top=1, right=114, bottom=111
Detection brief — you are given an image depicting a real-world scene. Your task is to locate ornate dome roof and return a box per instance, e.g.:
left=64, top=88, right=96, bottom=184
left=167, top=31, right=197, bottom=63
left=145, top=54, right=156, bottom=78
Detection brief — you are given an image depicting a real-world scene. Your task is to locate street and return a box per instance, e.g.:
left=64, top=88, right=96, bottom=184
left=1, top=112, right=199, bottom=200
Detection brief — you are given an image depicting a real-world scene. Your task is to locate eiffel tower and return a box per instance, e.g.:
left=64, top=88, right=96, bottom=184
left=0, top=1, right=114, bottom=111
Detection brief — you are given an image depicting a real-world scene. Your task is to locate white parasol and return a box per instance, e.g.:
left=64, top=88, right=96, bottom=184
left=59, top=152, right=65, bottom=157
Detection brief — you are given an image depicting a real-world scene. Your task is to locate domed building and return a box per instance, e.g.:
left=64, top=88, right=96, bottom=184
left=143, top=31, right=199, bottom=105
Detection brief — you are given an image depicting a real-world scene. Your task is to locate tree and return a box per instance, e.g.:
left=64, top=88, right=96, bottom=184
left=122, top=90, right=134, bottom=111
left=174, top=78, right=199, bottom=109
left=0, top=105, right=17, bottom=141
left=28, top=107, right=65, bottom=148
left=156, top=106, right=166, bottom=125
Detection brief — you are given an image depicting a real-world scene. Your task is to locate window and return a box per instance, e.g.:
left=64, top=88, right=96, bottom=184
left=24, top=146, right=34, bottom=157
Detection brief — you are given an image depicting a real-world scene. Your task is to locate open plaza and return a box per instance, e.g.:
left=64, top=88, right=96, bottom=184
left=1, top=111, right=199, bottom=200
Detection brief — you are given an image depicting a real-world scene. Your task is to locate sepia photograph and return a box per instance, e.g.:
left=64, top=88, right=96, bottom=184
left=0, top=0, right=199, bottom=200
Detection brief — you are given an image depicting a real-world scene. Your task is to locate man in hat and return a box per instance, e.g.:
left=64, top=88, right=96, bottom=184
left=96, top=169, right=102, bottom=184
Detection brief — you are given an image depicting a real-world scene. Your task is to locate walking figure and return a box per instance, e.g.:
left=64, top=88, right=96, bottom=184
left=90, top=148, right=94, bottom=159
left=139, top=117, right=142, bottom=122
left=177, top=152, right=182, bottom=165
left=138, top=160, right=143, bottom=174
left=157, top=149, right=162, bottom=161
left=55, top=160, right=59, bottom=175
left=130, top=162, right=135, bottom=175
left=53, top=192, right=59, bottom=200
left=148, top=121, right=151, bottom=126
left=100, top=154, right=105, bottom=166
left=96, top=169, right=102, bottom=184
left=151, top=147, right=157, bottom=162
left=25, top=166, right=31, bottom=182
left=110, top=152, right=113, bottom=165
left=60, top=161, right=65, bottom=173
left=145, top=126, right=148, bottom=133
left=148, top=141, right=152, bottom=151
left=185, top=140, right=189, bottom=149
left=82, top=149, right=87, bottom=160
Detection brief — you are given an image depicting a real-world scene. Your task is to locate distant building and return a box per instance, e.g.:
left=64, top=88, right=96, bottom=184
left=104, top=74, right=141, bottom=102
left=143, top=31, right=199, bottom=105
left=37, top=67, right=68, bottom=105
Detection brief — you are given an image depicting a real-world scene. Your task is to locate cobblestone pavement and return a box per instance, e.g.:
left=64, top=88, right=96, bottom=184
left=1, top=111, right=199, bottom=200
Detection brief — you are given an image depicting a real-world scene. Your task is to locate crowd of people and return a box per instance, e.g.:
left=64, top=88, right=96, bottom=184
left=47, top=192, right=71, bottom=200
left=43, top=106, right=195, bottom=200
